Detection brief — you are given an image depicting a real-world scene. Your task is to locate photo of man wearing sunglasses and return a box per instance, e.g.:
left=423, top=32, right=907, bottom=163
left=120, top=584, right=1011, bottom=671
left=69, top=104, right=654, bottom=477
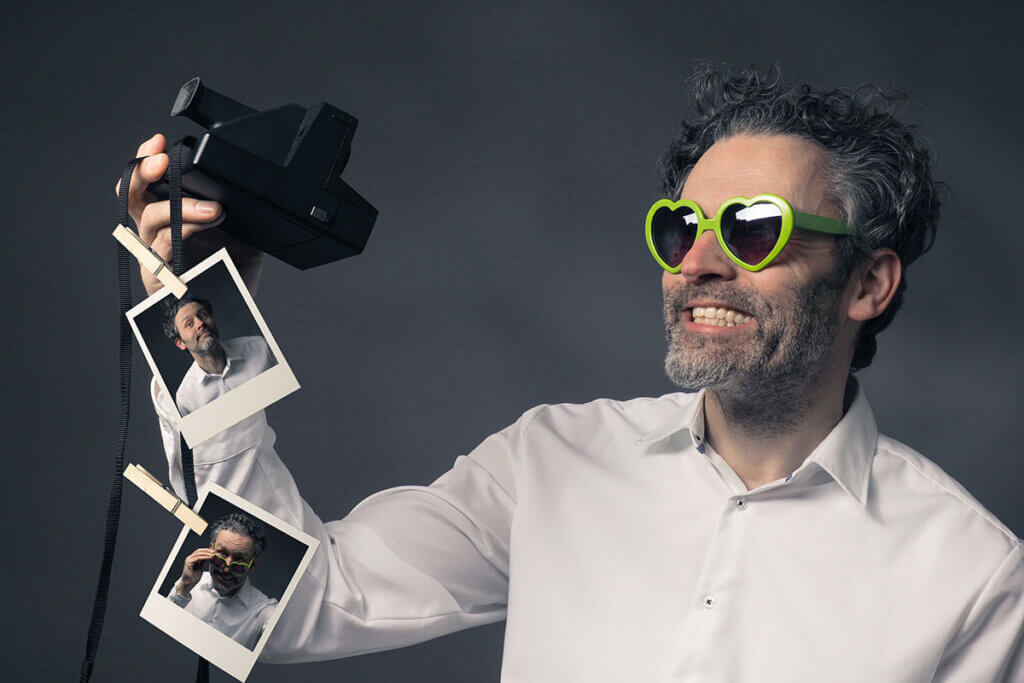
left=169, top=513, right=277, bottom=650
left=131, top=62, right=1022, bottom=681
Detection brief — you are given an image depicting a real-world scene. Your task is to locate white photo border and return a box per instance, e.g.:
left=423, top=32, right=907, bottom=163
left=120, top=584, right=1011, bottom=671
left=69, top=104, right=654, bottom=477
left=126, top=248, right=300, bottom=448
left=140, top=482, right=320, bottom=682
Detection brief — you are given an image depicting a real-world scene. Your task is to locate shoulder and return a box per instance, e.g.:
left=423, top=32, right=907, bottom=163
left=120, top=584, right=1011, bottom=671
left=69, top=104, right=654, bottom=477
left=225, top=335, right=270, bottom=353
left=517, top=392, right=698, bottom=447
left=242, top=582, right=278, bottom=617
left=463, top=393, right=696, bottom=503
left=240, top=576, right=273, bottom=601
left=872, top=433, right=1020, bottom=557
left=525, top=392, right=698, bottom=430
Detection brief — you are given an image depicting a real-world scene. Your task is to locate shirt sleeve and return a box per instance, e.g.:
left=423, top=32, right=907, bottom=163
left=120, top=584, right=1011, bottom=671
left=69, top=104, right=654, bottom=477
left=169, top=590, right=191, bottom=608
left=932, top=541, right=1024, bottom=681
left=150, top=376, right=533, bottom=663
left=152, top=378, right=186, bottom=498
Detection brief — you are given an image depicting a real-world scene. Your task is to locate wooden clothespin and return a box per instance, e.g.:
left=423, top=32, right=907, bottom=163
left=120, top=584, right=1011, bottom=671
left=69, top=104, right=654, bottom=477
left=123, top=464, right=208, bottom=535
left=112, top=224, right=188, bottom=298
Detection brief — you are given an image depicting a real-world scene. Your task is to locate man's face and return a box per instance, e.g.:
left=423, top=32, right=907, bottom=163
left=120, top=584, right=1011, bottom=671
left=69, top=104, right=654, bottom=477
left=663, top=134, right=854, bottom=407
left=173, top=302, right=219, bottom=354
left=209, top=530, right=256, bottom=597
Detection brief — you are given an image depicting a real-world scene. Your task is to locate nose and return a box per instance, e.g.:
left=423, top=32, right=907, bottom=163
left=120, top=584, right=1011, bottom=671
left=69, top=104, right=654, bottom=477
left=675, top=230, right=738, bottom=284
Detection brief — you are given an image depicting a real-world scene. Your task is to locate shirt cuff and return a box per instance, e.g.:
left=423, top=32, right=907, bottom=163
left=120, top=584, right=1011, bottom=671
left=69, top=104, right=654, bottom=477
left=169, top=588, right=191, bottom=608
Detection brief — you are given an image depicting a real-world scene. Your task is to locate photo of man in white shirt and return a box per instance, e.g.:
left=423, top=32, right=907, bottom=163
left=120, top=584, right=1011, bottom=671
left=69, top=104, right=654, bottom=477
left=169, top=513, right=278, bottom=650
left=161, top=293, right=277, bottom=417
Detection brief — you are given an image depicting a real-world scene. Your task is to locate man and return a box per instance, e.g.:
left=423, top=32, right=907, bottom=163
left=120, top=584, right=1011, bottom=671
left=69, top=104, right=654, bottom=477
left=169, top=512, right=278, bottom=650
left=161, top=293, right=277, bottom=417
left=124, top=64, right=1023, bottom=681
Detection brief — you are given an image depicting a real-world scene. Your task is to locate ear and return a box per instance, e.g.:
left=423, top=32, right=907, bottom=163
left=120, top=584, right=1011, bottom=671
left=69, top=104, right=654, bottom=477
left=846, top=248, right=901, bottom=322
left=174, top=338, right=187, bottom=351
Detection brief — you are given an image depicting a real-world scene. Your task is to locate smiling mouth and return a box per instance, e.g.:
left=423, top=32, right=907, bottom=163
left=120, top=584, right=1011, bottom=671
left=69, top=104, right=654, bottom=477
left=687, top=305, right=754, bottom=328
left=681, top=307, right=757, bottom=334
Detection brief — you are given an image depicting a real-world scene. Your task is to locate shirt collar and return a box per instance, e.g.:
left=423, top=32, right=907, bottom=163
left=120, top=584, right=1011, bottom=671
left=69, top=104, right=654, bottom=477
left=635, top=389, right=707, bottom=449
left=803, top=377, right=877, bottom=507
left=635, top=377, right=878, bottom=507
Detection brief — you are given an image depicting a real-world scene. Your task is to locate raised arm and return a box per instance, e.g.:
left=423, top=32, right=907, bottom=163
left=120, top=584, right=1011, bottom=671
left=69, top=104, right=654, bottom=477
left=125, top=130, right=523, bottom=659
left=151, top=382, right=524, bottom=660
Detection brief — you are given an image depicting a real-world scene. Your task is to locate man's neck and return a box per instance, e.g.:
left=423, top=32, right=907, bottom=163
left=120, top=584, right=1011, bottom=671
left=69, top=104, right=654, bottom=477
left=702, top=370, right=850, bottom=491
left=192, top=344, right=227, bottom=375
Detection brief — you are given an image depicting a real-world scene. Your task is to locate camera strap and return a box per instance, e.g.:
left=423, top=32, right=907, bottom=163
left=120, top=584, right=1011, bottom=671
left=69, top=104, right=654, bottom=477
left=81, top=142, right=209, bottom=683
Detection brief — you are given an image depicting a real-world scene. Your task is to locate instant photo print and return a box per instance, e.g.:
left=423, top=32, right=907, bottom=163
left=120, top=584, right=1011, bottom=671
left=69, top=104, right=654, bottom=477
left=127, top=248, right=299, bottom=447
left=140, top=483, right=318, bottom=682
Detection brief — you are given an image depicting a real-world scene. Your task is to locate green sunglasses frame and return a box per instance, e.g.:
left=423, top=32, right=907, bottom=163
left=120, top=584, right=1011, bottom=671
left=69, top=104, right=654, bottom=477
left=645, top=193, right=850, bottom=272
left=209, top=544, right=257, bottom=575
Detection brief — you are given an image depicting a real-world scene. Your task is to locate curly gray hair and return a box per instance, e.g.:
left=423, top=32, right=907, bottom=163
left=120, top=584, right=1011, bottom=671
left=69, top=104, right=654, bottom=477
left=209, top=512, right=267, bottom=557
left=659, top=62, right=942, bottom=370
left=161, top=293, right=213, bottom=341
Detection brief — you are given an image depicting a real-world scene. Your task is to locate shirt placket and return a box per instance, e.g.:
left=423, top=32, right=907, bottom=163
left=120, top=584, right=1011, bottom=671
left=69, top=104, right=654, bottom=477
left=671, top=491, right=753, bottom=681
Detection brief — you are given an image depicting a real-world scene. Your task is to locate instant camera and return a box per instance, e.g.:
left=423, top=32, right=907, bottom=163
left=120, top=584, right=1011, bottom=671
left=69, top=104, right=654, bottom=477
left=148, top=77, right=378, bottom=269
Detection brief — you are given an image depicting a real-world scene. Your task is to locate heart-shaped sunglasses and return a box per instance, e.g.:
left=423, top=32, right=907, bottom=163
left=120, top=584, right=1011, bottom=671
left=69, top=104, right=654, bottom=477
left=646, top=194, right=849, bottom=272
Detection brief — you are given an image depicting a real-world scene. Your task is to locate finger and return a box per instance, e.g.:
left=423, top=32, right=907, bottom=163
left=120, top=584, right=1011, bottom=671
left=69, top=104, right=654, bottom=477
left=125, top=154, right=168, bottom=223
left=135, top=133, right=165, bottom=159
left=124, top=134, right=168, bottom=218
left=116, top=133, right=166, bottom=198
left=187, top=554, right=212, bottom=569
left=139, top=198, right=223, bottom=245
left=114, top=154, right=166, bottom=198
left=148, top=220, right=225, bottom=262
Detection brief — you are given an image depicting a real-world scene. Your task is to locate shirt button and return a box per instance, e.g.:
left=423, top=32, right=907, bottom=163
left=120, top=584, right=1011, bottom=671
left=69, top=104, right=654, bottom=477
left=703, top=596, right=716, bottom=609
left=736, top=498, right=746, bottom=510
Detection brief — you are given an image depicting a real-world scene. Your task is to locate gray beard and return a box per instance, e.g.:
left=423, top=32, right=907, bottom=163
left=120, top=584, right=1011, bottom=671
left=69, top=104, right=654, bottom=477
left=196, top=329, right=219, bottom=353
left=663, top=273, right=844, bottom=437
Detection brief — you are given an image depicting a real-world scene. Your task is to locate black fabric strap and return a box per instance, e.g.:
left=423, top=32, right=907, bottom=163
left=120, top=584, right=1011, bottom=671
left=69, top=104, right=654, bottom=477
left=167, top=141, right=210, bottom=683
left=80, top=157, right=141, bottom=682
left=82, top=145, right=211, bottom=681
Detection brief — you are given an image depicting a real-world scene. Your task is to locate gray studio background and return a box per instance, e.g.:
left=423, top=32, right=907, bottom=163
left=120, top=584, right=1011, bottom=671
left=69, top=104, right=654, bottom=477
left=2, top=1, right=1022, bottom=681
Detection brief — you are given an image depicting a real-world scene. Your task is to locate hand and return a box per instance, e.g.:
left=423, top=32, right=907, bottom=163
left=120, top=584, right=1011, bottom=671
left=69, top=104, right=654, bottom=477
left=115, top=133, right=265, bottom=297
left=175, top=546, right=215, bottom=597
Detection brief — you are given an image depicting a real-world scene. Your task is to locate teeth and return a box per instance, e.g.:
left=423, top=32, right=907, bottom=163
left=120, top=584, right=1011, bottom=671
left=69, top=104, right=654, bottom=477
left=691, top=306, right=752, bottom=326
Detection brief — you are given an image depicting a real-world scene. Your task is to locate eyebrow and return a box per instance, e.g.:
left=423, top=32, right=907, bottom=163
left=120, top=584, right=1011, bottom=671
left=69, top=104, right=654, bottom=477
left=214, top=546, right=251, bottom=560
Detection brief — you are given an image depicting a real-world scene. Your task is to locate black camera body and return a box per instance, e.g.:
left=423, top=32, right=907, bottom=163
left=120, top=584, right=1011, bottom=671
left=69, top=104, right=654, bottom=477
left=148, top=78, right=378, bottom=270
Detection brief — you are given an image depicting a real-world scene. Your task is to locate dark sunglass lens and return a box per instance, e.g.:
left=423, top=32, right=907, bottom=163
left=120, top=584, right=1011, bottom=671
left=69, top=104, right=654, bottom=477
left=209, top=555, right=227, bottom=570
left=721, top=202, right=782, bottom=265
left=652, top=206, right=698, bottom=267
left=230, top=563, right=249, bottom=576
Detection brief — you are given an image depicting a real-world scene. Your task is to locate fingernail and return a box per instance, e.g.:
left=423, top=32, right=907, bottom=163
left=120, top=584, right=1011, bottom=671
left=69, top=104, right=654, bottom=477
left=195, top=200, right=219, bottom=214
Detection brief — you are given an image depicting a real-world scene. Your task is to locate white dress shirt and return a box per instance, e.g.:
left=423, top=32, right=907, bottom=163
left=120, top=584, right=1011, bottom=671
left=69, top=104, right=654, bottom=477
left=169, top=572, right=278, bottom=649
left=175, top=335, right=277, bottom=417
left=151, top=376, right=1024, bottom=681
